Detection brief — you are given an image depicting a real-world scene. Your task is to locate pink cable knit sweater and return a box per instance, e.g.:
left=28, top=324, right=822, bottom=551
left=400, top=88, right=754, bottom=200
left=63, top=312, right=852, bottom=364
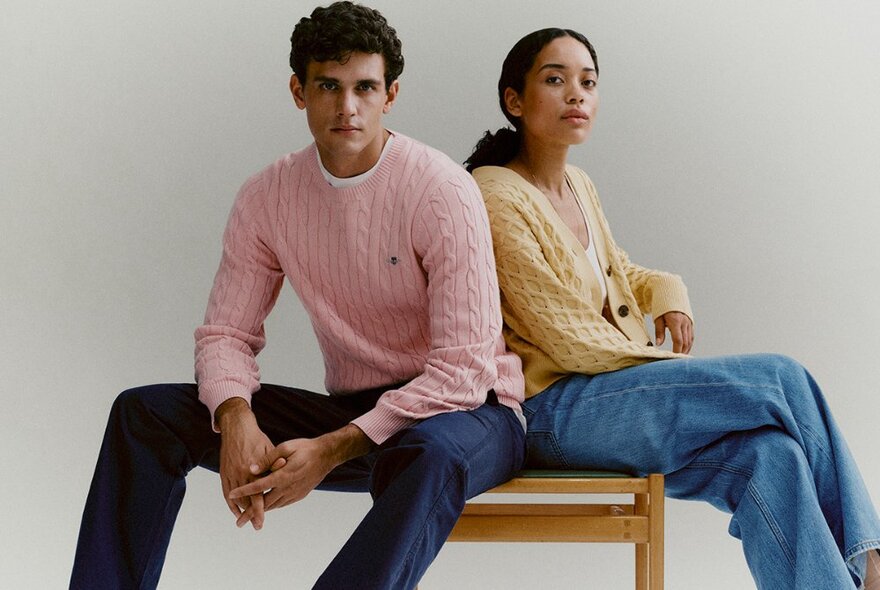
left=194, top=133, right=524, bottom=444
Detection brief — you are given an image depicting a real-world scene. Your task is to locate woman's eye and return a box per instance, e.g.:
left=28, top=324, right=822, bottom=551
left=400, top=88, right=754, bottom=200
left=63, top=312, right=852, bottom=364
left=546, top=76, right=563, bottom=84
left=583, top=79, right=597, bottom=88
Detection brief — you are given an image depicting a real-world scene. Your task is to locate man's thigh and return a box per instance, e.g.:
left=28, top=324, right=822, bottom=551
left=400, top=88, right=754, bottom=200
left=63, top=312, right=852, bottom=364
left=383, top=398, right=525, bottom=498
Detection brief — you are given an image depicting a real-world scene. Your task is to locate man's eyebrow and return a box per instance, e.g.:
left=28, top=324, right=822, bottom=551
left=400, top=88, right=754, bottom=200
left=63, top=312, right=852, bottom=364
left=313, top=75, right=340, bottom=84
left=537, top=63, right=597, bottom=74
left=312, top=75, right=383, bottom=86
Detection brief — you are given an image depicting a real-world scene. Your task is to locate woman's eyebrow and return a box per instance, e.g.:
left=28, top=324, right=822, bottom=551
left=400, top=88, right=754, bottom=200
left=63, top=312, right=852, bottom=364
left=537, top=63, right=596, bottom=74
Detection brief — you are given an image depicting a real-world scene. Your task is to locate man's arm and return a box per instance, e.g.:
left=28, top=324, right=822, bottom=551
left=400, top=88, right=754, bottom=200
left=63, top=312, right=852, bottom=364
left=194, top=174, right=284, bottom=430
left=195, top=173, right=285, bottom=528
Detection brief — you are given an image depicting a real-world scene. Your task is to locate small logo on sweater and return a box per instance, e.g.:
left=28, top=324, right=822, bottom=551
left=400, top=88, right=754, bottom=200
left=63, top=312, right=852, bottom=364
left=389, top=256, right=399, bottom=265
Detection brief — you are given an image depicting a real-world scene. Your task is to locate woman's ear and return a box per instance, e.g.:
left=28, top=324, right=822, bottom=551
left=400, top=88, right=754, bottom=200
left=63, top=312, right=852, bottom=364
left=503, top=87, right=523, bottom=118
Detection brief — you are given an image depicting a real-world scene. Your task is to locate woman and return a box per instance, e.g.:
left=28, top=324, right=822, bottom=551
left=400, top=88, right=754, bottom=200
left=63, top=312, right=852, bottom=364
left=466, top=28, right=880, bottom=589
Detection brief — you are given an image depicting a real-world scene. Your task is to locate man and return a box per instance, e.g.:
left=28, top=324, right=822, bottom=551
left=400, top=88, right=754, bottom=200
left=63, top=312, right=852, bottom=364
left=69, top=2, right=525, bottom=589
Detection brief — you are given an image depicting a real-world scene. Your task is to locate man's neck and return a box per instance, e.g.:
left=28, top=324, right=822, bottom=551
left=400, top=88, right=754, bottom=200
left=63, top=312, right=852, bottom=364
left=317, top=129, right=391, bottom=179
left=317, top=132, right=395, bottom=189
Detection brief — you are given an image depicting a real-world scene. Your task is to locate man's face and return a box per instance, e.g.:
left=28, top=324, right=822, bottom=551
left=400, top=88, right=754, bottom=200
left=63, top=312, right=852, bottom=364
left=290, top=52, right=398, bottom=178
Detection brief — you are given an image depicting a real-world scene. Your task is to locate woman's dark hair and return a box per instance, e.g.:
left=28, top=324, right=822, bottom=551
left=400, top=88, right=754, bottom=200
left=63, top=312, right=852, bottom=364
left=290, top=1, right=404, bottom=88
left=465, top=28, right=598, bottom=172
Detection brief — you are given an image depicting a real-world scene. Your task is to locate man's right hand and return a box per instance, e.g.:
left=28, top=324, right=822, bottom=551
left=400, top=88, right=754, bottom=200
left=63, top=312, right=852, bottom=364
left=216, top=397, right=276, bottom=530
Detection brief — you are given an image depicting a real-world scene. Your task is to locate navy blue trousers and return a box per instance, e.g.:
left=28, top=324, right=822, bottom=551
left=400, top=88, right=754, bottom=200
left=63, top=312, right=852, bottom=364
left=69, top=383, right=525, bottom=590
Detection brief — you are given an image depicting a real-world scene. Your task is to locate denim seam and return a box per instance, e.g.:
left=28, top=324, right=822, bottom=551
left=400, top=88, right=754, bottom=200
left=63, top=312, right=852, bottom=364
left=684, top=460, right=796, bottom=566
left=686, top=460, right=753, bottom=478
left=586, top=381, right=779, bottom=402
left=795, top=420, right=834, bottom=463
left=844, top=539, right=880, bottom=561
left=747, top=479, right=796, bottom=568
left=528, top=430, right=571, bottom=469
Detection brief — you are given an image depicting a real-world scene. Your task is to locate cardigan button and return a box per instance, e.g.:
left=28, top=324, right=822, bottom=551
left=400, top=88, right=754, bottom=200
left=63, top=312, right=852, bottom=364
left=646, top=341, right=654, bottom=347
left=618, top=305, right=630, bottom=318
left=606, top=265, right=612, bottom=277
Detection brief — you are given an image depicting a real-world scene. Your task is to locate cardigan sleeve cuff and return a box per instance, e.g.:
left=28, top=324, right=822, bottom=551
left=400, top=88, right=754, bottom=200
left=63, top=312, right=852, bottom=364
left=649, top=275, right=694, bottom=324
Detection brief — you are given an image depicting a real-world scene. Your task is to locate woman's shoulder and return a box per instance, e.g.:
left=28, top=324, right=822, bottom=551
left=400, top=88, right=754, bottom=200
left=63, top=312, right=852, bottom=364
left=564, top=164, right=595, bottom=188
left=471, top=165, right=532, bottom=203
left=472, top=165, right=525, bottom=186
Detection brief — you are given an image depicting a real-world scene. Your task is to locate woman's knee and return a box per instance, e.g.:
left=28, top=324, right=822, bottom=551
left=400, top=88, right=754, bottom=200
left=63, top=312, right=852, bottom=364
left=749, top=353, right=808, bottom=380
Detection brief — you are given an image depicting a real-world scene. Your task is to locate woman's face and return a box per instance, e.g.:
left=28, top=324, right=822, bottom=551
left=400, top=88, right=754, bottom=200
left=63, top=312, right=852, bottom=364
left=505, top=36, right=599, bottom=148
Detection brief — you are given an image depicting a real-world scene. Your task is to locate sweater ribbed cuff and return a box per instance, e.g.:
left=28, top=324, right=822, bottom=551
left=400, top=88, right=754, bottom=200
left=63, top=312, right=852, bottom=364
left=350, top=406, right=418, bottom=446
left=650, top=275, right=694, bottom=324
left=197, top=381, right=254, bottom=433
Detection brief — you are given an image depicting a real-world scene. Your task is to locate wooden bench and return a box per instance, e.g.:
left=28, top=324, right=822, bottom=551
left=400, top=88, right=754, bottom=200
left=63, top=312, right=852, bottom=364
left=447, top=470, right=664, bottom=589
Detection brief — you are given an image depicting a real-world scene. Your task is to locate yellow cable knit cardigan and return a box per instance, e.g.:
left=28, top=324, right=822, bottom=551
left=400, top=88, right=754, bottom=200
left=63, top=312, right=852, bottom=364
left=473, top=165, right=694, bottom=397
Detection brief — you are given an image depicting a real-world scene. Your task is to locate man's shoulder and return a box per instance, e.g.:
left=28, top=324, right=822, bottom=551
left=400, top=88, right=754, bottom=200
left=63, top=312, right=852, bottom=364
left=390, top=132, right=472, bottom=186
left=253, top=144, right=315, bottom=183
left=234, top=144, right=316, bottom=201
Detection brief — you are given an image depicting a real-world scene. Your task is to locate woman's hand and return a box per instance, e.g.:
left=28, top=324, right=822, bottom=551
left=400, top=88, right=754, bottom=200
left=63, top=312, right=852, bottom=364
left=654, top=311, right=694, bottom=354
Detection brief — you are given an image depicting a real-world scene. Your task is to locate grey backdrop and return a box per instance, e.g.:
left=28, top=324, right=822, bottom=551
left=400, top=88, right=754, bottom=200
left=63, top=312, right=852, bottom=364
left=2, top=1, right=878, bottom=588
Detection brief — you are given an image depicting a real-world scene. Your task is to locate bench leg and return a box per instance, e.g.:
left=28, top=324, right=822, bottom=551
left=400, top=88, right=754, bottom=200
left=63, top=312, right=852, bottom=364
left=649, top=474, right=664, bottom=590
left=635, top=474, right=665, bottom=590
left=635, top=492, right=649, bottom=590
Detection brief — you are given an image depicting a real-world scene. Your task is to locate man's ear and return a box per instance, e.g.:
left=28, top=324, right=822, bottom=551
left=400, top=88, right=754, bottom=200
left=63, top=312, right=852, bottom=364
left=290, top=74, right=306, bottom=110
left=503, top=87, right=522, bottom=118
left=383, top=80, right=400, bottom=114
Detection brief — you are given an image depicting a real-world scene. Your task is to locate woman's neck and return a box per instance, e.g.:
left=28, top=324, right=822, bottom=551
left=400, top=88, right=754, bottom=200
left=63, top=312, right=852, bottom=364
left=507, top=141, right=569, bottom=199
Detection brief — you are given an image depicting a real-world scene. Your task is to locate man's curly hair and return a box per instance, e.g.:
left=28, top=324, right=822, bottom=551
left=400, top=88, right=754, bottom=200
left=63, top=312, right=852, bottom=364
left=290, top=1, right=404, bottom=88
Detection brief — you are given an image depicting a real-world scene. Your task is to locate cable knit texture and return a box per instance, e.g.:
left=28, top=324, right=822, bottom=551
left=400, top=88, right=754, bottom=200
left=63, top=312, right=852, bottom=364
left=194, top=134, right=523, bottom=444
left=473, top=165, right=693, bottom=397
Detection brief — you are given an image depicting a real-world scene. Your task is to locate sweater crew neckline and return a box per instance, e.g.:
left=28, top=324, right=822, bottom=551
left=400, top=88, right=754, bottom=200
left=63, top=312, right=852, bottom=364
left=305, top=131, right=405, bottom=203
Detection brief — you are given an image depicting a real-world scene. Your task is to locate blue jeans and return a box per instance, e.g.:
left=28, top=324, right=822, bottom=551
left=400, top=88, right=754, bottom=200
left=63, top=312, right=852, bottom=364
left=69, top=383, right=524, bottom=590
left=523, top=354, right=880, bottom=589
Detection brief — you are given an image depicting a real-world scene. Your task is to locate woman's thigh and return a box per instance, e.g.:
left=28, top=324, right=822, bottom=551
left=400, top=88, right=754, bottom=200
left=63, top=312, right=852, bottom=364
left=522, top=353, right=808, bottom=473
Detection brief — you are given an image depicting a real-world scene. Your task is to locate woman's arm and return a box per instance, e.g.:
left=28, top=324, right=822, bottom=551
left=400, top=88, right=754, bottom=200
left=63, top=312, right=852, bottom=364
left=483, top=183, right=682, bottom=375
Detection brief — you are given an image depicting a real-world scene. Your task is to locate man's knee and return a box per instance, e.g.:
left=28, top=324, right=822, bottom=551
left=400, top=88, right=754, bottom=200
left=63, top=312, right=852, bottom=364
left=113, top=384, right=183, bottom=420
left=109, top=383, right=204, bottom=441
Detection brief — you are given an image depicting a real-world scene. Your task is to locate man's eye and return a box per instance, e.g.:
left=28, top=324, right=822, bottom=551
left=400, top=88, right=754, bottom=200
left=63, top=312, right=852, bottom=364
left=319, top=82, right=337, bottom=91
